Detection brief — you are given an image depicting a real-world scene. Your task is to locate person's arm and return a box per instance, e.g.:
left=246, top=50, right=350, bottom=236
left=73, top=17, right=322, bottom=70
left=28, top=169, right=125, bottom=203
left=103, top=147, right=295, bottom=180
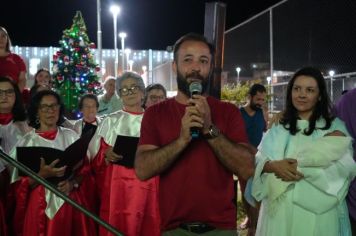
left=194, top=95, right=255, bottom=179
left=18, top=71, right=26, bottom=92
left=205, top=134, right=255, bottom=180
left=135, top=103, right=195, bottom=180
left=135, top=138, right=189, bottom=180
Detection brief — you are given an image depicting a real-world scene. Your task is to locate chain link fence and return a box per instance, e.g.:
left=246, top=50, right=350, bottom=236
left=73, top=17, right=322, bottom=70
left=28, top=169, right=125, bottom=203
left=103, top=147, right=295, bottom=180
left=223, top=0, right=356, bottom=111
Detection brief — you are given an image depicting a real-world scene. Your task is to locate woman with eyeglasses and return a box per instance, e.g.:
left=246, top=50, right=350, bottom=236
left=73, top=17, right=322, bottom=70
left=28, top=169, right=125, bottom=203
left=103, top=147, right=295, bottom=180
left=89, top=71, right=160, bottom=236
left=0, top=76, right=29, bottom=236
left=143, top=83, right=167, bottom=109
left=9, top=90, right=97, bottom=236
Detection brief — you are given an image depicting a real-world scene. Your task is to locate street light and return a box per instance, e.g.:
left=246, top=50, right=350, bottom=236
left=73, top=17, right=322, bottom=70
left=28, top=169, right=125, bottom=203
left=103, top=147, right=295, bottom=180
left=96, top=0, right=102, bottom=75
left=266, top=76, right=272, bottom=112
left=125, top=48, right=131, bottom=71
left=235, top=67, right=241, bottom=83
left=119, top=32, right=127, bottom=72
left=110, top=5, right=121, bottom=78
left=128, top=60, right=134, bottom=71
left=142, top=65, right=148, bottom=85
left=329, top=70, right=335, bottom=102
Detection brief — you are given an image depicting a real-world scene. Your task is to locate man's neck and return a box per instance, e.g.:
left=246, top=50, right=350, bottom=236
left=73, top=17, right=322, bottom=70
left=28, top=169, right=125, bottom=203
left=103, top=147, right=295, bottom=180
left=175, top=90, right=208, bottom=105
left=243, top=104, right=256, bottom=116
left=175, top=91, right=190, bottom=105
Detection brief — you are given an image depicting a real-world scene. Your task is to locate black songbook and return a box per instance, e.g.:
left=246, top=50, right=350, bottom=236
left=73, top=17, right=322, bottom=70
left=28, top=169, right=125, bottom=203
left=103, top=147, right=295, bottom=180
left=113, top=135, right=139, bottom=168
left=16, top=129, right=95, bottom=185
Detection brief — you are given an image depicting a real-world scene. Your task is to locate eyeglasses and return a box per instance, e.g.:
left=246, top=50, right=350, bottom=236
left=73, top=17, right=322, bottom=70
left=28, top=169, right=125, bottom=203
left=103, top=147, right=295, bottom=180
left=39, top=103, right=60, bottom=112
left=119, top=85, right=140, bottom=96
left=149, top=95, right=165, bottom=101
left=0, top=89, right=15, bottom=97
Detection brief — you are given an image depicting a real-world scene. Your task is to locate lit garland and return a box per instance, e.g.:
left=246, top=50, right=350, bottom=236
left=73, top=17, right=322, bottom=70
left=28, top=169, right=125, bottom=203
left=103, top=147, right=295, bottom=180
left=52, top=11, right=102, bottom=118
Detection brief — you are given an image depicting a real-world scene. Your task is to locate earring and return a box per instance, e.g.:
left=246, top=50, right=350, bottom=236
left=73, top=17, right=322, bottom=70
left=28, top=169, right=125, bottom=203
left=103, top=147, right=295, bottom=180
left=35, top=116, right=40, bottom=125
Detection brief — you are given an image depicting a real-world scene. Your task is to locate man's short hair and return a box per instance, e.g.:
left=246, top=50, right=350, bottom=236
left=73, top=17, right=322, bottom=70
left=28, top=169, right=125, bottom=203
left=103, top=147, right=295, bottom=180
left=173, top=33, right=215, bottom=62
left=248, top=84, right=267, bottom=96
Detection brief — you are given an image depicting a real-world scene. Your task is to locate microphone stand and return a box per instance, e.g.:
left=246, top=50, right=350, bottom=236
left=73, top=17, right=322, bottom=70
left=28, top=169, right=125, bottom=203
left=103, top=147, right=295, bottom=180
left=0, top=150, right=124, bottom=236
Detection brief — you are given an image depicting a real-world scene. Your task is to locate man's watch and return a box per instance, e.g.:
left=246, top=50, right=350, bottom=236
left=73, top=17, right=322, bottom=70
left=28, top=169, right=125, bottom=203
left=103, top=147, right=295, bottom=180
left=203, top=124, right=221, bottom=139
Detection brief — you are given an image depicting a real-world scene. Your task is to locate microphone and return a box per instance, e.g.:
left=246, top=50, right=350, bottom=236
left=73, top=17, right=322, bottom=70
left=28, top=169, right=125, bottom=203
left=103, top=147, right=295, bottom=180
left=189, top=82, right=202, bottom=138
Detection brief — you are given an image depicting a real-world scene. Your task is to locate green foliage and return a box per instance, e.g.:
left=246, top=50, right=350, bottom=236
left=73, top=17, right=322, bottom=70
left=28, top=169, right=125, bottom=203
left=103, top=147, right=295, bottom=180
left=52, top=11, right=102, bottom=116
left=221, top=82, right=251, bottom=106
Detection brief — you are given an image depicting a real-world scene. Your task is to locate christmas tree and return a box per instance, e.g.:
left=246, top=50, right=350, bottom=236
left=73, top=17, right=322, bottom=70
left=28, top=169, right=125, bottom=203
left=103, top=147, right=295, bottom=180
left=52, top=11, right=102, bottom=118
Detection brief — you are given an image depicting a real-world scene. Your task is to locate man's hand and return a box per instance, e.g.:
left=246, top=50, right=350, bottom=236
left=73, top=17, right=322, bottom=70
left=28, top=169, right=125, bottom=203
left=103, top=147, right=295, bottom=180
left=188, top=95, right=212, bottom=133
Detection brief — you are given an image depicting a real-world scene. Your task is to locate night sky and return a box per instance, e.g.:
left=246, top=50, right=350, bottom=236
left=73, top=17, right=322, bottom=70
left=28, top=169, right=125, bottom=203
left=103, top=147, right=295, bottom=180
left=1, top=0, right=280, bottom=50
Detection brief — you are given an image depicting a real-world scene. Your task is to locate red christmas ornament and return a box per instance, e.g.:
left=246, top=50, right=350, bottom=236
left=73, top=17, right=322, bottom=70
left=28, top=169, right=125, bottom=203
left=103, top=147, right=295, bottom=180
left=89, top=43, right=96, bottom=49
left=75, top=47, right=80, bottom=52
left=57, top=76, right=63, bottom=81
left=53, top=55, right=58, bottom=61
left=95, top=67, right=100, bottom=72
left=56, top=51, right=62, bottom=56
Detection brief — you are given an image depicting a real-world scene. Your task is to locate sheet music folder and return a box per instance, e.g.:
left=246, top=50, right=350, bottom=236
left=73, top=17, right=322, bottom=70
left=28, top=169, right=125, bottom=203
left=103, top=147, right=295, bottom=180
left=113, top=135, right=139, bottom=168
left=16, top=129, right=95, bottom=184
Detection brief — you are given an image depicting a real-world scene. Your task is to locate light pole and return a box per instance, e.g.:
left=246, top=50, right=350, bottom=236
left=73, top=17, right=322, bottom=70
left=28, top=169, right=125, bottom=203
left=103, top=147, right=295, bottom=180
left=128, top=60, right=134, bottom=71
left=235, top=67, right=241, bottom=83
left=119, top=32, right=127, bottom=72
left=96, top=0, right=102, bottom=76
left=142, top=65, right=147, bottom=85
left=110, top=5, right=120, bottom=78
left=266, top=76, right=272, bottom=112
left=125, top=49, right=131, bottom=71
left=329, top=70, right=335, bottom=102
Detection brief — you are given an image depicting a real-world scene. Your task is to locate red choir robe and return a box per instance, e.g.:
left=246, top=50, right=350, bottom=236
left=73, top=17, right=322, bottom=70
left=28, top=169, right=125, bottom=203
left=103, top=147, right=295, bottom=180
left=0, top=166, right=8, bottom=236
left=0, top=113, right=32, bottom=236
left=89, top=110, right=160, bottom=236
left=9, top=127, right=97, bottom=236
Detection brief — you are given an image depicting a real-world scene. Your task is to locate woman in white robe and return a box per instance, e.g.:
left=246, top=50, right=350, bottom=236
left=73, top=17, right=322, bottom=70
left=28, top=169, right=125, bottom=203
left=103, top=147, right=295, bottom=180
left=252, top=67, right=355, bottom=236
left=89, top=72, right=160, bottom=236
left=0, top=77, right=31, bottom=236
left=73, top=94, right=101, bottom=136
left=10, top=90, right=97, bottom=236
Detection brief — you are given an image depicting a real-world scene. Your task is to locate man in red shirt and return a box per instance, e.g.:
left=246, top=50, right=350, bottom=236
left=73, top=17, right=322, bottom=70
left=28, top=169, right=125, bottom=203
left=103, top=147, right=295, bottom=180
left=135, top=33, right=255, bottom=235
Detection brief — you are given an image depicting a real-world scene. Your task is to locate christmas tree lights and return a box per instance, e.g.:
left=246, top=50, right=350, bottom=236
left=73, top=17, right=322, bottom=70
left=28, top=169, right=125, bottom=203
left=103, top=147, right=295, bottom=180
left=52, top=11, right=102, bottom=118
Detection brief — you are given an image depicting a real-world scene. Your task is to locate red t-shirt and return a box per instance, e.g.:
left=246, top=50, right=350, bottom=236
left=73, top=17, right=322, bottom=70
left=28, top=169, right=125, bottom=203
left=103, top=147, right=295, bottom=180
left=139, top=96, right=248, bottom=230
left=0, top=53, right=26, bottom=83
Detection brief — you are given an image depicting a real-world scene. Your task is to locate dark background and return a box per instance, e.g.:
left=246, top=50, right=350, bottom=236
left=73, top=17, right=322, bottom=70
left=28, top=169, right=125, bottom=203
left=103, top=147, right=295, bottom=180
left=1, top=0, right=280, bottom=49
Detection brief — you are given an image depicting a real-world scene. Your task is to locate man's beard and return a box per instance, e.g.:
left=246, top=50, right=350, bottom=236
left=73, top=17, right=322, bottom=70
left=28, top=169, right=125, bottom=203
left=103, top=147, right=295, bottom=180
left=250, top=101, right=262, bottom=111
left=176, top=71, right=209, bottom=97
